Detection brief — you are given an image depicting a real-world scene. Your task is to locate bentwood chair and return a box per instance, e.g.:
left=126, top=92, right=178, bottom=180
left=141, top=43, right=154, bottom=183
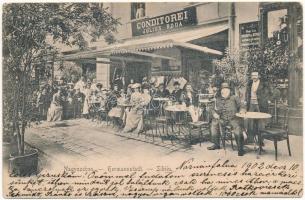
left=143, top=103, right=155, bottom=140
left=220, top=125, right=235, bottom=151
left=155, top=110, right=172, bottom=143
left=187, top=109, right=210, bottom=146
left=260, top=107, right=291, bottom=161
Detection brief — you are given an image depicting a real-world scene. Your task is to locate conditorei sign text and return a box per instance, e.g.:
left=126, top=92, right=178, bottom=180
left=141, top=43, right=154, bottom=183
left=131, top=7, right=197, bottom=36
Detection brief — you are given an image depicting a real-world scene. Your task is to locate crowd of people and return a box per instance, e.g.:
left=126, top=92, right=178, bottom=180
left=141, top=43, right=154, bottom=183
left=33, top=71, right=282, bottom=157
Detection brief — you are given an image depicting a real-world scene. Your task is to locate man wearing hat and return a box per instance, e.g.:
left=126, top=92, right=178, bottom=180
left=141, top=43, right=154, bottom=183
left=209, top=82, right=246, bottom=156
left=171, top=81, right=183, bottom=103
left=245, top=71, right=272, bottom=143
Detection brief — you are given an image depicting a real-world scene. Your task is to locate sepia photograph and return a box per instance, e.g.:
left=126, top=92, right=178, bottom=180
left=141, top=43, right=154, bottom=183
left=2, top=1, right=303, bottom=198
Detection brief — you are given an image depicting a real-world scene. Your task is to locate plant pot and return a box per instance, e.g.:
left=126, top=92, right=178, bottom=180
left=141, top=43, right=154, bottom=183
left=9, top=149, right=38, bottom=176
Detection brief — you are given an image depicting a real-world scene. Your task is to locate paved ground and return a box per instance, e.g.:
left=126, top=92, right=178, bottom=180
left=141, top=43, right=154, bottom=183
left=20, top=118, right=303, bottom=170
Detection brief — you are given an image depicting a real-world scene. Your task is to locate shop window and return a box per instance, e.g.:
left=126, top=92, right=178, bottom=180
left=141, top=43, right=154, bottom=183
left=267, top=9, right=288, bottom=40
left=131, top=3, right=145, bottom=20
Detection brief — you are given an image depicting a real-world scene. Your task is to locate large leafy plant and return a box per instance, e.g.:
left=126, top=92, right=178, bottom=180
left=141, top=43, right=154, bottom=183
left=245, top=29, right=289, bottom=81
left=212, top=48, right=248, bottom=90
left=3, top=3, right=120, bottom=156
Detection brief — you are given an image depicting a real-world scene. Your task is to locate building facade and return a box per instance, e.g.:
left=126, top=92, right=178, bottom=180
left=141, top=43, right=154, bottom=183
left=63, top=2, right=302, bottom=135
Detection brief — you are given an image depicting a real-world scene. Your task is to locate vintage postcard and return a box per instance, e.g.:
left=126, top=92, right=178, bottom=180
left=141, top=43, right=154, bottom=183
left=2, top=1, right=303, bottom=198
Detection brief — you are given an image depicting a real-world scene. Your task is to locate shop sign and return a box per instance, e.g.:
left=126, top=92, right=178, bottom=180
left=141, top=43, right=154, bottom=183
left=131, top=7, right=197, bottom=37
left=239, top=21, right=260, bottom=49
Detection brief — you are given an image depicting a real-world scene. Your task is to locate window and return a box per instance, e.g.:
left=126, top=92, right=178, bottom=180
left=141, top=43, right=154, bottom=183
left=267, top=9, right=288, bottom=40
left=131, top=3, right=145, bottom=20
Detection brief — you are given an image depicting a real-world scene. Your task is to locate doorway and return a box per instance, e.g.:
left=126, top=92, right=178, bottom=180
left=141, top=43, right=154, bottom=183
left=126, top=62, right=151, bottom=84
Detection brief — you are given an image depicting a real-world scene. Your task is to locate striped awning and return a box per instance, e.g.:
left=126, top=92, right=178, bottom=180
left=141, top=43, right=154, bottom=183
left=111, top=40, right=174, bottom=54
left=60, top=24, right=227, bottom=60
left=110, top=40, right=222, bottom=56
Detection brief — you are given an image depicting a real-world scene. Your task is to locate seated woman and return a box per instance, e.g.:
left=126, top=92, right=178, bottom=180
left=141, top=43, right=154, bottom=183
left=108, top=84, right=124, bottom=128
left=182, top=84, right=201, bottom=122
left=47, top=88, right=64, bottom=122
left=182, top=83, right=198, bottom=107
left=122, top=83, right=151, bottom=134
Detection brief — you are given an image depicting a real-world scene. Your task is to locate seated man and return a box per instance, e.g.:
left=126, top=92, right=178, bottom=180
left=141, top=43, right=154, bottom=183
left=155, top=84, right=170, bottom=98
left=208, top=82, right=246, bottom=156
left=170, top=81, right=183, bottom=103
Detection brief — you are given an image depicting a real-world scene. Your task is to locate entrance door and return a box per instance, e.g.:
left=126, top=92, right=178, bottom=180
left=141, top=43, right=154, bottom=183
left=126, top=62, right=150, bottom=84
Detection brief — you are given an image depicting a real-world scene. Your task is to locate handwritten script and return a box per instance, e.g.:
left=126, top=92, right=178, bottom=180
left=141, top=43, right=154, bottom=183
left=6, top=158, right=303, bottom=198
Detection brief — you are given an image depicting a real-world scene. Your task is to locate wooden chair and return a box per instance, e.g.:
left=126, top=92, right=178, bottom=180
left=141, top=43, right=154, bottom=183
left=220, top=125, right=235, bottom=150
left=143, top=106, right=155, bottom=140
left=155, top=111, right=172, bottom=143
left=188, top=110, right=210, bottom=146
left=260, top=107, right=291, bottom=161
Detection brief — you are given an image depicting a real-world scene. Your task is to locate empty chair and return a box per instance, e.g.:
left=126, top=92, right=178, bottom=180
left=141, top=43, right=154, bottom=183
left=260, top=107, right=291, bottom=161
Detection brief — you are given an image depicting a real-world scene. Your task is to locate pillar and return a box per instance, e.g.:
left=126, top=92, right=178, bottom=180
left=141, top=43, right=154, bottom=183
left=287, top=3, right=303, bottom=135
left=228, top=2, right=236, bottom=51
left=96, top=57, right=111, bottom=89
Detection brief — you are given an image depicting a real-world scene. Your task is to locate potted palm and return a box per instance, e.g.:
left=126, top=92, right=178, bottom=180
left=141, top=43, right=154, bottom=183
left=3, top=3, right=119, bottom=176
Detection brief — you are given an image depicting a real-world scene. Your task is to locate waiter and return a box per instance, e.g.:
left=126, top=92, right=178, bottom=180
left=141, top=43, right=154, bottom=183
left=245, top=71, right=272, bottom=143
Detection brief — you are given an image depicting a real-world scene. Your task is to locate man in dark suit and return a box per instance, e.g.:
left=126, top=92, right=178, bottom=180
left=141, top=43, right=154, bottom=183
left=209, top=82, right=246, bottom=156
left=155, top=84, right=170, bottom=98
left=245, top=71, right=272, bottom=143
left=170, top=81, right=183, bottom=103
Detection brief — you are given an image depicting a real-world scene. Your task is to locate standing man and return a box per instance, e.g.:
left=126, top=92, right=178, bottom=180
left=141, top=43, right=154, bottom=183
left=245, top=71, right=272, bottom=143
left=208, top=82, right=246, bottom=156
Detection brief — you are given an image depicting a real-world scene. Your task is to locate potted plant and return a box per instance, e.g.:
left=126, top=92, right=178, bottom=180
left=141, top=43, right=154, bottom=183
left=212, top=48, right=248, bottom=100
left=3, top=3, right=119, bottom=176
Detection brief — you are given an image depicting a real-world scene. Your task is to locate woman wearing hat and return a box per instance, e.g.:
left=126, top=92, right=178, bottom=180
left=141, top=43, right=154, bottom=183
left=82, top=81, right=92, bottom=119
left=47, top=87, right=64, bottom=122
left=182, top=83, right=198, bottom=107
left=108, top=84, right=124, bottom=129
left=123, top=83, right=149, bottom=134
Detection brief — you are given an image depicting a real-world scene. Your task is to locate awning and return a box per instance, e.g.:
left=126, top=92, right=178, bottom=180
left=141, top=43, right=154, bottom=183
left=61, top=49, right=176, bottom=61
left=60, top=23, right=227, bottom=60
left=111, top=40, right=223, bottom=55
left=110, top=23, right=228, bottom=47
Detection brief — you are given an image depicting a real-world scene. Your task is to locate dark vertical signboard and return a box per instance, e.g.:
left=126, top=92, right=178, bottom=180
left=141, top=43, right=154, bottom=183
left=239, top=21, right=260, bottom=50
left=131, top=6, right=197, bottom=37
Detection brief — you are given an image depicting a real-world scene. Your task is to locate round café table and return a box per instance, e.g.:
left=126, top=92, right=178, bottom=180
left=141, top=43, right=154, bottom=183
left=236, top=112, right=272, bottom=155
left=153, top=97, right=170, bottom=116
left=165, top=104, right=189, bottom=135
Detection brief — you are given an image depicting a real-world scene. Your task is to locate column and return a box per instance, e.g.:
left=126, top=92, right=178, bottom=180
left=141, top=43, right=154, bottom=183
left=287, top=3, right=302, bottom=135
left=96, top=57, right=111, bottom=89
left=228, top=2, right=236, bottom=51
